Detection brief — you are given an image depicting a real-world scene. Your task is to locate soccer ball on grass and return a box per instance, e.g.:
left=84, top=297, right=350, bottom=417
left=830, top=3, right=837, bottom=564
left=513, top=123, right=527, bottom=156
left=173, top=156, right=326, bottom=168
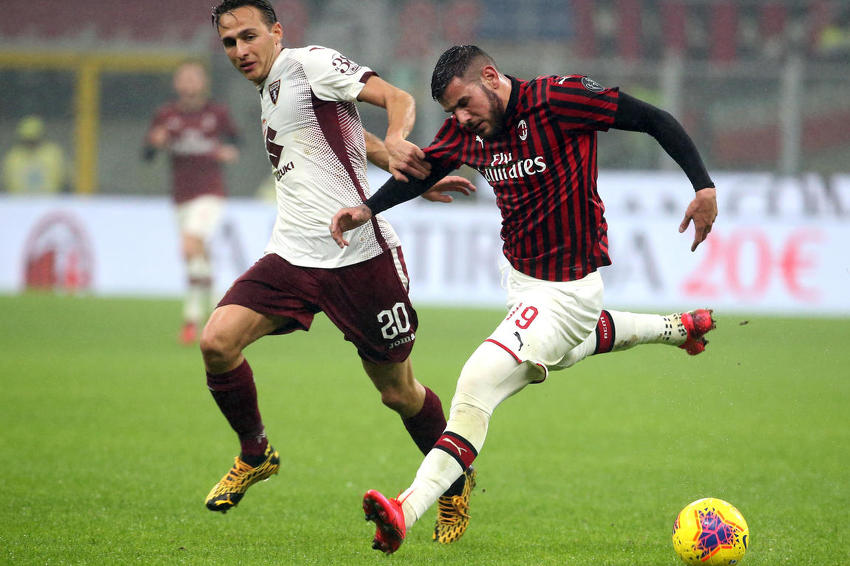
left=672, top=497, right=749, bottom=565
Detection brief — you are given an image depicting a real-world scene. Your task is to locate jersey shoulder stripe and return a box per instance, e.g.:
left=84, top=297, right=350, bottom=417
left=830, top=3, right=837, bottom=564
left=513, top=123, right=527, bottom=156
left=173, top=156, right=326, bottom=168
left=545, top=75, right=619, bottom=131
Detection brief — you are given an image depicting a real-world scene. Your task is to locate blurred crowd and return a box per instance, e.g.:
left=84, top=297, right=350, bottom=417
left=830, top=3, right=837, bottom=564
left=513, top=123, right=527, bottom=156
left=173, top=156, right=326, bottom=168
left=2, top=0, right=849, bottom=196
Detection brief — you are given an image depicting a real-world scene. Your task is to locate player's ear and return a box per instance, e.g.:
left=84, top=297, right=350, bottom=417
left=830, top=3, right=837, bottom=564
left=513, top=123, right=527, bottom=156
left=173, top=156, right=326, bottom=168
left=480, top=65, right=499, bottom=89
left=271, top=21, right=283, bottom=43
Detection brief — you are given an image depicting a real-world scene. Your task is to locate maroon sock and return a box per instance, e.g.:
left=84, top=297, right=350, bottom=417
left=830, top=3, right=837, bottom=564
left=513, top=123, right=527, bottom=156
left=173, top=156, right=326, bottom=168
left=593, top=309, right=616, bottom=354
left=402, top=387, right=446, bottom=455
left=206, top=359, right=268, bottom=459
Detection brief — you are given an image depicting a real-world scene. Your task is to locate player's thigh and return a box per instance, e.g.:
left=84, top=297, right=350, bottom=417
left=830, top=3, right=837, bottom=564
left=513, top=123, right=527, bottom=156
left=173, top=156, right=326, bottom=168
left=488, top=269, right=603, bottom=369
left=217, top=253, right=321, bottom=335
left=452, top=341, right=540, bottom=415
left=319, top=248, right=417, bottom=365
left=203, top=304, right=291, bottom=354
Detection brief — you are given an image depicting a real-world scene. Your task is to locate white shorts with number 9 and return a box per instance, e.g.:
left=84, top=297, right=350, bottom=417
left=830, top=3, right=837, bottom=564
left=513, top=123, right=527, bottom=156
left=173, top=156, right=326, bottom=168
left=485, top=267, right=604, bottom=382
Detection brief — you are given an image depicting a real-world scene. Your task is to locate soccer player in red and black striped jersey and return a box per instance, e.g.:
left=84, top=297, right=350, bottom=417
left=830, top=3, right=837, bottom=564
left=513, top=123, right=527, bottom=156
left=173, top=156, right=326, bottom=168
left=331, top=45, right=718, bottom=554
left=144, top=60, right=241, bottom=345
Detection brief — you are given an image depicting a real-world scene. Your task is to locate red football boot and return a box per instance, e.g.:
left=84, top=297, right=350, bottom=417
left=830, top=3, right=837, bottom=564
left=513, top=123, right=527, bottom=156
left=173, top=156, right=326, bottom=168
left=679, top=308, right=716, bottom=355
left=363, top=490, right=406, bottom=554
left=179, top=322, right=198, bottom=345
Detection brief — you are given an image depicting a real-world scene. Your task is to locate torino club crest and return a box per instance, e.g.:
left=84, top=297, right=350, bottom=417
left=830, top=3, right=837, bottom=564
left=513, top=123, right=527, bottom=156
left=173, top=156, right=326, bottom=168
left=268, top=79, right=280, bottom=104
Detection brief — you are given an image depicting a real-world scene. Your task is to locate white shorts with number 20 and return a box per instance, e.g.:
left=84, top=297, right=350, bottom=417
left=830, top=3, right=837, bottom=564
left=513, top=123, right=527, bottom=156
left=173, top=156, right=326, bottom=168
left=485, top=266, right=604, bottom=382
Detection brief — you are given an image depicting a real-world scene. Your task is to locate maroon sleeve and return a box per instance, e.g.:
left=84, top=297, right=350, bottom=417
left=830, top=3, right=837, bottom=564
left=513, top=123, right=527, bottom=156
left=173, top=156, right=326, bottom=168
left=547, top=75, right=619, bottom=132
left=146, top=104, right=171, bottom=139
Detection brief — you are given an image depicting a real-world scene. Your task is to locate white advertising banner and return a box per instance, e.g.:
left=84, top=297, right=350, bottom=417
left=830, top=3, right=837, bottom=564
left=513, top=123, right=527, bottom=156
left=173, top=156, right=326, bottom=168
left=1, top=171, right=849, bottom=315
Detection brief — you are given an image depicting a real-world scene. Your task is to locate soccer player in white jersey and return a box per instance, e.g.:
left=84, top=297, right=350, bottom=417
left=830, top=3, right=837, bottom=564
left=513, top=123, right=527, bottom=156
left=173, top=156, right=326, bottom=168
left=201, top=0, right=479, bottom=544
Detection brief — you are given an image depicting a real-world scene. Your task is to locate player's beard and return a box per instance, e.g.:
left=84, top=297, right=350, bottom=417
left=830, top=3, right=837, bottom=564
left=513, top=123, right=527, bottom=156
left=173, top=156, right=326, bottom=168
left=479, top=84, right=506, bottom=140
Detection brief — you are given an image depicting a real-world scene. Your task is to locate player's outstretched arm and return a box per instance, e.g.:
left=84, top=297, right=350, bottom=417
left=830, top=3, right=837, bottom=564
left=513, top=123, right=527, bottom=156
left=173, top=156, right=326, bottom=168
left=364, top=130, right=390, bottom=171
left=357, top=76, right=431, bottom=182
left=680, top=187, right=717, bottom=251
left=365, top=129, right=475, bottom=203
left=612, top=91, right=717, bottom=251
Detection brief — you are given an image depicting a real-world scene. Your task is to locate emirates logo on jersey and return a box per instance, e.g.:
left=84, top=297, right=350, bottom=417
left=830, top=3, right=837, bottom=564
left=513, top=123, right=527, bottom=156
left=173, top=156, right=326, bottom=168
left=517, top=119, right=528, bottom=141
left=480, top=151, right=548, bottom=184
left=269, top=80, right=280, bottom=104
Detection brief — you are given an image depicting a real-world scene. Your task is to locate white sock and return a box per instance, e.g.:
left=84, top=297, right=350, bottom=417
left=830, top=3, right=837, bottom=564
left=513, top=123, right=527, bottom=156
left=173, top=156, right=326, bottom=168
left=605, top=310, right=688, bottom=349
left=555, top=310, right=689, bottom=369
left=398, top=342, right=538, bottom=529
left=184, top=255, right=212, bottom=324
left=399, top=402, right=489, bottom=529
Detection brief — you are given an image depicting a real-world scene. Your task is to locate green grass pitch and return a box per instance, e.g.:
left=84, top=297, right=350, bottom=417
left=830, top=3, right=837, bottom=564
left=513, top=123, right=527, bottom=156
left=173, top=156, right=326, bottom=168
left=1, top=294, right=848, bottom=565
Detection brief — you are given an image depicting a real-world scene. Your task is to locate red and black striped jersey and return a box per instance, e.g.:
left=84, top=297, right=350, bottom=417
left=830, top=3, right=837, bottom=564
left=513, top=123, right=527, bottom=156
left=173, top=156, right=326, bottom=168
left=424, top=75, right=619, bottom=282
left=147, top=101, right=239, bottom=204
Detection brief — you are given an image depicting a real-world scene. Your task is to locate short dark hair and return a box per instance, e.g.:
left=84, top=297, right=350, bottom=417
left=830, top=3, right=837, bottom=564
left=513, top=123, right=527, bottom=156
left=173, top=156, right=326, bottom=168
left=211, top=0, right=278, bottom=28
left=430, top=45, right=497, bottom=101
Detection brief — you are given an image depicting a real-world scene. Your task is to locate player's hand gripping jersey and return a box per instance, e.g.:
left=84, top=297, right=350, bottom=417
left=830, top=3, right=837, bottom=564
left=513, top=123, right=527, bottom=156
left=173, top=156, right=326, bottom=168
left=259, top=46, right=400, bottom=268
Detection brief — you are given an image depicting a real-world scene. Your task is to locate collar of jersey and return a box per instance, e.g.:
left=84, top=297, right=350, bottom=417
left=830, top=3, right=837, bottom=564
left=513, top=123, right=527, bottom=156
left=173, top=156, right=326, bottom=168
left=503, top=75, right=523, bottom=124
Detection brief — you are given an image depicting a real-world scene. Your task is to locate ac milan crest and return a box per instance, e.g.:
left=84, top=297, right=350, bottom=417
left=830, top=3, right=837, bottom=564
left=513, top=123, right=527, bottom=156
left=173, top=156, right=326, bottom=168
left=517, top=119, right=528, bottom=141
left=269, top=80, right=280, bottom=104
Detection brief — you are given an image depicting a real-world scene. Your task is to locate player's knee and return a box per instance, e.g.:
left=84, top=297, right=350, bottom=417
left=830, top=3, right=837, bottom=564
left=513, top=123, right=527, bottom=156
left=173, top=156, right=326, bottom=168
left=378, top=380, right=421, bottom=414
left=199, top=323, right=240, bottom=368
left=379, top=388, right=407, bottom=412
left=450, top=392, right=492, bottom=418
left=364, top=359, right=421, bottom=414
left=454, top=346, right=538, bottom=414
left=181, top=234, right=205, bottom=259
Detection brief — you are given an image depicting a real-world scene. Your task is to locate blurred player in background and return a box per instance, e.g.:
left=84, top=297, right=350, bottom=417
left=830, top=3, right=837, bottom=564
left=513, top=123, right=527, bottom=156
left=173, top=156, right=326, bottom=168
left=144, top=60, right=240, bottom=345
left=330, top=45, right=718, bottom=554
left=2, top=115, right=68, bottom=194
left=203, top=0, right=478, bottom=544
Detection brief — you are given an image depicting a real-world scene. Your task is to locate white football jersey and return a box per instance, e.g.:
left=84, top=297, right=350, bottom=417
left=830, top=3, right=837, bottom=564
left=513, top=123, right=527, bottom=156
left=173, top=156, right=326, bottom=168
left=258, top=46, right=400, bottom=268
